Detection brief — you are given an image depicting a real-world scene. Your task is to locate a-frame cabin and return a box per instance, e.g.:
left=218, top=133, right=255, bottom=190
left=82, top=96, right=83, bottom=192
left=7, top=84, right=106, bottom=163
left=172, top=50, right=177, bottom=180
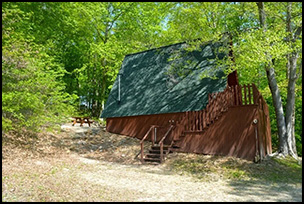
left=100, top=39, right=272, bottom=164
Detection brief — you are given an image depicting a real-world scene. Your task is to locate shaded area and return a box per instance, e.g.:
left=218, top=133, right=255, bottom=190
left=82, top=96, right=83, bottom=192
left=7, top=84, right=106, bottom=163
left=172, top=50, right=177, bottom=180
left=179, top=106, right=258, bottom=160
left=166, top=153, right=302, bottom=201
left=167, top=153, right=302, bottom=184
left=2, top=124, right=142, bottom=164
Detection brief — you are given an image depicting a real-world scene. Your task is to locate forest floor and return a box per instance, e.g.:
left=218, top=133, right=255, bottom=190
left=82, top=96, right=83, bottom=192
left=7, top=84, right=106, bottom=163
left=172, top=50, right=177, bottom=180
left=2, top=123, right=302, bottom=202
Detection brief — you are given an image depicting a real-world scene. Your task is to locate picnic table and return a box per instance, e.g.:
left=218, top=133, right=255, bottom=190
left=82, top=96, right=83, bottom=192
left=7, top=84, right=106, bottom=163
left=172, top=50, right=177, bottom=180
left=71, top=116, right=92, bottom=127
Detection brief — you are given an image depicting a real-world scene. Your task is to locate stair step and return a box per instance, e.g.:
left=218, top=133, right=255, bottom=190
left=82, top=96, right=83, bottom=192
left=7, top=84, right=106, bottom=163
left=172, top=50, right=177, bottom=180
left=145, top=153, right=161, bottom=158
left=151, top=145, right=170, bottom=150
left=143, top=161, right=161, bottom=165
left=143, top=157, right=161, bottom=163
left=170, top=148, right=183, bottom=152
left=149, top=149, right=168, bottom=154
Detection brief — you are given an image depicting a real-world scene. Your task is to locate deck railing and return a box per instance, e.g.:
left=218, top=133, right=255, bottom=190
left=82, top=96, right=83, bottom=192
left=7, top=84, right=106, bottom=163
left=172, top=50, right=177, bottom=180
left=177, top=83, right=262, bottom=133
left=182, top=86, right=235, bottom=132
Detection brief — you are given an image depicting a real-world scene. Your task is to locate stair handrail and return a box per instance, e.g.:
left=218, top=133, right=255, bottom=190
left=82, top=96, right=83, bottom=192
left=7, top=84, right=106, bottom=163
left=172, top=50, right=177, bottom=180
left=159, top=125, right=174, bottom=163
left=140, top=125, right=155, bottom=163
left=251, top=83, right=265, bottom=106
left=158, top=125, right=174, bottom=145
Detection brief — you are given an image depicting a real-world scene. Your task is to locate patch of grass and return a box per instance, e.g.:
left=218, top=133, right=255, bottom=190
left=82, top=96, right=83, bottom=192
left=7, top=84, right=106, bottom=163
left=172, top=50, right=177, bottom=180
left=249, top=156, right=302, bottom=184
left=272, top=156, right=301, bottom=169
left=224, top=168, right=247, bottom=179
left=167, top=154, right=302, bottom=184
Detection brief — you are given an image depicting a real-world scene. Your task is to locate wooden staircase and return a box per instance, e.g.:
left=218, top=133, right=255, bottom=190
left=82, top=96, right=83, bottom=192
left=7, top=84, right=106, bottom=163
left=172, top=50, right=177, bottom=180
left=139, top=84, right=260, bottom=164
left=140, top=125, right=174, bottom=164
left=142, top=145, right=171, bottom=164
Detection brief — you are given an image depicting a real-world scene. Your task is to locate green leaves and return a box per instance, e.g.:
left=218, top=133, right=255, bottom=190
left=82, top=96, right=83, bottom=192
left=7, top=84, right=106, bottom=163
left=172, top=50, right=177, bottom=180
left=2, top=3, right=77, bottom=133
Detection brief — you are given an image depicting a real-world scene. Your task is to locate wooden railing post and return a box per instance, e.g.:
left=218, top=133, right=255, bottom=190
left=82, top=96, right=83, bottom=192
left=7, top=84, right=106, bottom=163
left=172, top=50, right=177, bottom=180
left=243, top=84, right=247, bottom=105
left=186, top=111, right=189, bottom=131
left=197, top=111, right=199, bottom=129
left=141, top=142, right=144, bottom=163
left=252, top=83, right=259, bottom=105
left=248, top=84, right=252, bottom=105
left=160, top=142, right=163, bottom=163
left=151, top=126, right=155, bottom=146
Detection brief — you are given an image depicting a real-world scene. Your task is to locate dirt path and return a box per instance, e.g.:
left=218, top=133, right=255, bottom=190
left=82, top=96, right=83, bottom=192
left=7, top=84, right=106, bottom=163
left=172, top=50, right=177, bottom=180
left=2, top=124, right=302, bottom=202
left=74, top=156, right=301, bottom=202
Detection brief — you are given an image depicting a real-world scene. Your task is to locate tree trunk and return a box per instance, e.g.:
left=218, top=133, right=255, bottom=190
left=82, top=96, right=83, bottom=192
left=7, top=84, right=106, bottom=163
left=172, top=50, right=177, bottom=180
left=266, top=67, right=288, bottom=155
left=256, top=2, right=289, bottom=155
left=285, top=2, right=299, bottom=158
left=285, top=52, right=299, bottom=157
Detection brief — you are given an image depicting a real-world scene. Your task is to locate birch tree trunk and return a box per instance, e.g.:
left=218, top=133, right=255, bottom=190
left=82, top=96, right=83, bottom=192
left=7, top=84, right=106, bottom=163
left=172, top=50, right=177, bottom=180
left=285, top=2, right=300, bottom=158
left=256, top=2, right=289, bottom=155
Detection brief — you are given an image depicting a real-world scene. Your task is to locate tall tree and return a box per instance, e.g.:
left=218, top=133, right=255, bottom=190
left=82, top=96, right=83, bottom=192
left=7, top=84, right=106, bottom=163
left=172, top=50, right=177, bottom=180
left=256, top=2, right=289, bottom=156
left=2, top=2, right=77, bottom=132
left=164, top=2, right=302, bottom=157
left=64, top=2, right=173, bottom=117
left=284, top=2, right=302, bottom=157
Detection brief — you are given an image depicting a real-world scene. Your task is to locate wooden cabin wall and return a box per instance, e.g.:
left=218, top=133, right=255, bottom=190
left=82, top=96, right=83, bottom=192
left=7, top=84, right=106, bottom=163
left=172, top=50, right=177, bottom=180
left=178, top=105, right=268, bottom=161
left=106, top=112, right=183, bottom=141
left=106, top=103, right=271, bottom=161
left=257, top=98, right=272, bottom=156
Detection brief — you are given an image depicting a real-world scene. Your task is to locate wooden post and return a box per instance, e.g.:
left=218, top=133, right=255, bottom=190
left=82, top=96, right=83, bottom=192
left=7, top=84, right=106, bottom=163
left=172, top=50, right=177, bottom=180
left=243, top=85, right=247, bottom=105
left=206, top=105, right=209, bottom=126
left=192, top=111, right=194, bottom=131
left=216, top=95, right=219, bottom=119
left=160, top=142, right=163, bottom=163
left=221, top=93, right=224, bottom=112
left=154, top=126, right=157, bottom=145
left=199, top=110, right=202, bottom=130
left=232, top=86, right=234, bottom=106
left=248, top=84, right=252, bottom=104
left=252, top=83, right=259, bottom=105
left=202, top=109, right=206, bottom=128
left=238, top=85, right=243, bottom=105
left=224, top=91, right=227, bottom=110
left=195, top=111, right=199, bottom=130
left=235, top=85, right=239, bottom=106
left=213, top=95, right=217, bottom=120
left=211, top=98, right=214, bottom=122
left=151, top=126, right=155, bottom=146
left=186, top=111, right=189, bottom=131
left=141, top=142, right=144, bottom=163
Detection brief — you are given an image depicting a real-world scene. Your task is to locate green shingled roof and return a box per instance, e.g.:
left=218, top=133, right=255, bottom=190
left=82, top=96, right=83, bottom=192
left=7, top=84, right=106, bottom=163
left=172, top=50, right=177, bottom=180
left=100, top=40, right=228, bottom=118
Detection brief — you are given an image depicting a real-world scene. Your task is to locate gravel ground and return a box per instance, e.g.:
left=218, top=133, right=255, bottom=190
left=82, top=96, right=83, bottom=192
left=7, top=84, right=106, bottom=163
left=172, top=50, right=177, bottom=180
left=2, top=124, right=302, bottom=202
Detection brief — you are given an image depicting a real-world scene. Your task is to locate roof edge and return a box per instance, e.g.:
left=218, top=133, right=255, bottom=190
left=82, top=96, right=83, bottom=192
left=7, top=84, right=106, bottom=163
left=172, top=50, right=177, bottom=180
left=125, top=38, right=215, bottom=58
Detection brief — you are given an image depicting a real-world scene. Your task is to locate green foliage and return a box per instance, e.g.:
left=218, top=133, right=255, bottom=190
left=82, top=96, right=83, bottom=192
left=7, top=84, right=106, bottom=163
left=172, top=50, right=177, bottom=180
left=2, top=3, right=77, bottom=133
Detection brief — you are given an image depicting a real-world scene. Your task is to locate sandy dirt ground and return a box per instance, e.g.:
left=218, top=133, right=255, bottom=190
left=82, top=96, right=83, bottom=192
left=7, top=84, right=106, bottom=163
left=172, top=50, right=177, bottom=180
left=2, top=123, right=302, bottom=202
